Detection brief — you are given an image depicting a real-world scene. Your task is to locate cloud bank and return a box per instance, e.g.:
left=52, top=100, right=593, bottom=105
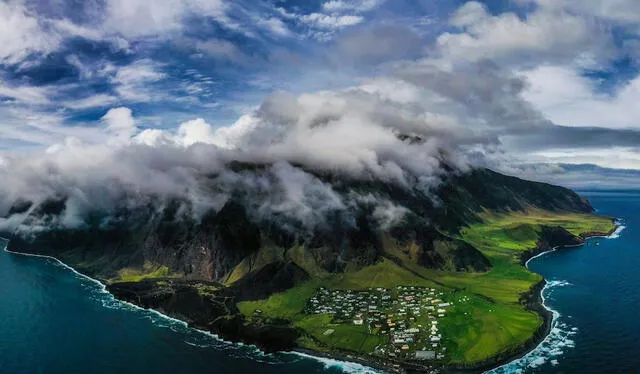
left=2, top=0, right=640, bottom=235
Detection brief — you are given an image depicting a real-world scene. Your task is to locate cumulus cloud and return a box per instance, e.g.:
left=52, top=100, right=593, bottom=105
left=101, top=107, right=138, bottom=141
left=436, top=1, right=611, bottom=66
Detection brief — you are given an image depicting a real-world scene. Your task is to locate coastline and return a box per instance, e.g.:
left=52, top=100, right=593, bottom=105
left=0, top=241, right=384, bottom=374
left=1, top=221, right=624, bottom=374
left=475, top=221, right=624, bottom=374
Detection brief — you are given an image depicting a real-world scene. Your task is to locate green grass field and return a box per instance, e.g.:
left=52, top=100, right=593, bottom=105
left=109, top=262, right=181, bottom=283
left=237, top=211, right=615, bottom=364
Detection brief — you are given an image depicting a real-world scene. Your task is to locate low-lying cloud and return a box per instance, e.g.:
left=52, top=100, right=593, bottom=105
left=0, top=65, right=492, bottom=234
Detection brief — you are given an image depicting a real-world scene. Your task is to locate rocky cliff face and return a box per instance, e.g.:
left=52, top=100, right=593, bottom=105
left=1, top=167, right=593, bottom=290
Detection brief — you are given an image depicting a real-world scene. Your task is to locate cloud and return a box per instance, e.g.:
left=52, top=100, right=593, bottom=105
left=521, top=0, right=640, bottom=24
left=300, top=13, right=364, bottom=30
left=0, top=2, right=59, bottom=64
left=195, top=39, right=249, bottom=63
left=333, top=24, right=423, bottom=65
left=3, top=0, right=640, bottom=235
left=436, top=1, right=610, bottom=66
left=63, top=94, right=119, bottom=110
left=0, top=80, right=51, bottom=105
left=322, top=0, right=385, bottom=13
left=499, top=162, right=640, bottom=189
left=255, top=17, right=291, bottom=37
left=102, top=0, right=227, bottom=38
left=521, top=65, right=640, bottom=129
left=276, top=3, right=368, bottom=41
left=101, top=107, right=137, bottom=140
left=110, top=59, right=167, bottom=101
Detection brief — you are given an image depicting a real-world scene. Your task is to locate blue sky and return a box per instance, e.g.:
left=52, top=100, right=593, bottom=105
left=1, top=0, right=640, bottom=188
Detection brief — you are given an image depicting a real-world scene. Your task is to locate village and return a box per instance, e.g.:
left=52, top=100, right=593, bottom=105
left=304, top=286, right=453, bottom=362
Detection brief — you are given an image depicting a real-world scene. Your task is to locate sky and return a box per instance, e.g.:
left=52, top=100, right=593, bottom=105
left=1, top=0, right=640, bottom=190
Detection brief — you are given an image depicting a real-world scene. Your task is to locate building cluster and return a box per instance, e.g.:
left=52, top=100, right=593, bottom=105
left=305, top=286, right=453, bottom=361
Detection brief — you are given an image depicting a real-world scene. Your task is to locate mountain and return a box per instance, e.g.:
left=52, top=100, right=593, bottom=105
left=2, top=167, right=591, bottom=289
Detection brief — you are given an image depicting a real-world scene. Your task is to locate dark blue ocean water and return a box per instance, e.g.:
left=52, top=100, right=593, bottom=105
left=1, top=191, right=638, bottom=374
left=490, top=190, right=640, bottom=374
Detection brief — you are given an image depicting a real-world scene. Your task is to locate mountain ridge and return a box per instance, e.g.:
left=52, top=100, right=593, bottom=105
left=1, top=167, right=592, bottom=285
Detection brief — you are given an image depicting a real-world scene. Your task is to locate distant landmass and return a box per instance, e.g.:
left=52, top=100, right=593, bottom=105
left=1, top=166, right=615, bottom=373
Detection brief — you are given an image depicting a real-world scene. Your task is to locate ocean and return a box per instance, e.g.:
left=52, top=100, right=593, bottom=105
left=0, top=190, right=637, bottom=374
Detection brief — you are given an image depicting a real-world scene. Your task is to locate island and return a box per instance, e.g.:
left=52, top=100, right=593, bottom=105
left=1, top=167, right=616, bottom=373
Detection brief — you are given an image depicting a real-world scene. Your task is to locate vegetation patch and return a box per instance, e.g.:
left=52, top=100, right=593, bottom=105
left=109, top=262, right=181, bottom=283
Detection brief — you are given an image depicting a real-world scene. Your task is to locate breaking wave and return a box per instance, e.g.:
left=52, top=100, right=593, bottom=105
left=292, top=352, right=383, bottom=374
left=607, top=221, right=626, bottom=239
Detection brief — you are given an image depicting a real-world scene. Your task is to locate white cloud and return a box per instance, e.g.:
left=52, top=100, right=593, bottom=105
left=255, top=17, right=291, bottom=37
left=63, top=94, right=119, bottom=110
left=52, top=18, right=105, bottom=41
left=276, top=4, right=367, bottom=40
left=176, top=118, right=218, bottom=146
left=522, top=65, right=640, bottom=129
left=322, top=0, right=384, bottom=13
left=110, top=59, right=166, bottom=102
left=0, top=81, right=50, bottom=105
left=102, top=0, right=181, bottom=38
left=101, top=107, right=138, bottom=141
left=0, top=106, right=110, bottom=148
left=102, top=0, right=227, bottom=38
left=300, top=13, right=363, bottom=29
left=437, top=1, right=607, bottom=65
left=0, top=2, right=59, bottom=64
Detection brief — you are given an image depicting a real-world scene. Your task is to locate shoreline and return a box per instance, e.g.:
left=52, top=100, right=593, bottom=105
left=1, top=221, right=624, bottom=374
left=0, top=241, right=383, bottom=374
left=478, top=221, right=625, bottom=373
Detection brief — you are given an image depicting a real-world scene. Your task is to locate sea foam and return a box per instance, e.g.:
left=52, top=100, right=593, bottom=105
left=292, top=352, right=383, bottom=374
left=607, top=221, right=626, bottom=239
